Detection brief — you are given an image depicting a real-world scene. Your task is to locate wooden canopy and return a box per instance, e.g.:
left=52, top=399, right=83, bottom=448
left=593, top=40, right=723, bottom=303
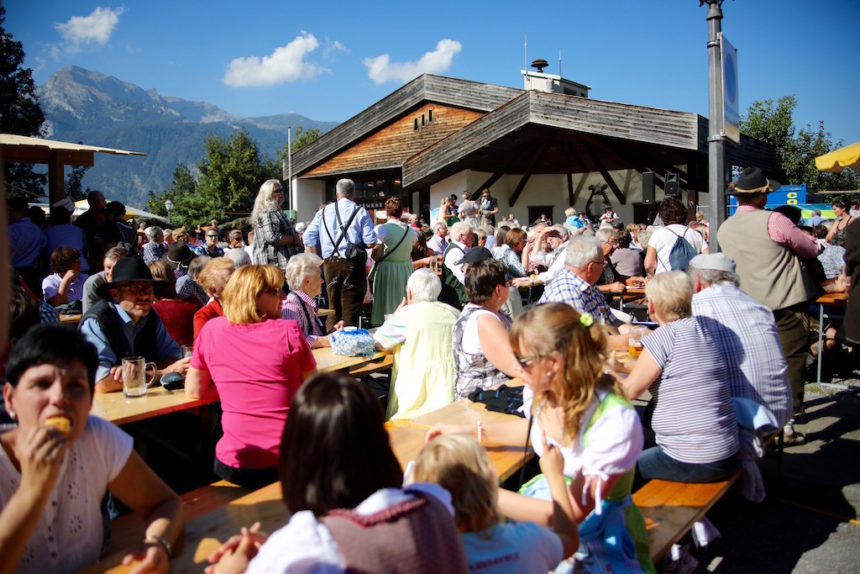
left=0, top=134, right=144, bottom=205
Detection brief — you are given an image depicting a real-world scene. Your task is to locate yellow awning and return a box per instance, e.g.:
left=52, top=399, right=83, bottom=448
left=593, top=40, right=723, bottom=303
left=815, top=140, right=860, bottom=173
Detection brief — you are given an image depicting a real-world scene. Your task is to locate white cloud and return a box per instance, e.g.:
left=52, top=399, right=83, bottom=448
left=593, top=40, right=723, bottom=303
left=54, top=7, right=125, bottom=50
left=223, top=32, right=322, bottom=87
left=363, top=39, right=462, bottom=85
left=323, top=39, right=347, bottom=58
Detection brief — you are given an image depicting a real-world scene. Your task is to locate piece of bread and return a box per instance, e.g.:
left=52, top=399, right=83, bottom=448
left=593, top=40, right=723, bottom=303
left=44, top=416, right=71, bottom=436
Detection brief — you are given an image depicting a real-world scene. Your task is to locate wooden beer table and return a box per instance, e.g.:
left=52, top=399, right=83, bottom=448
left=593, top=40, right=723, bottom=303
left=91, top=386, right=216, bottom=426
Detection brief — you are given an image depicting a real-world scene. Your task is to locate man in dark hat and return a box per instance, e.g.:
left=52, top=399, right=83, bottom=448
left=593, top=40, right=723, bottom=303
left=79, top=258, right=189, bottom=393
left=718, top=167, right=818, bottom=444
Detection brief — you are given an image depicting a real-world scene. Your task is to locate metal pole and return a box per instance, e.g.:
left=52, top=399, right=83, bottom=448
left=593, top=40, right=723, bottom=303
left=705, top=0, right=727, bottom=252
left=287, top=127, right=293, bottom=213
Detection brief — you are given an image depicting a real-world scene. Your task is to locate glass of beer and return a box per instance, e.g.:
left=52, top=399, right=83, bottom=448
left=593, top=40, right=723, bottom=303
left=628, top=326, right=645, bottom=359
left=122, top=356, right=157, bottom=398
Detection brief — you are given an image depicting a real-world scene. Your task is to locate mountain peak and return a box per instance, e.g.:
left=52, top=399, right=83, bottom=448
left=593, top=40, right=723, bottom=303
left=37, top=66, right=338, bottom=205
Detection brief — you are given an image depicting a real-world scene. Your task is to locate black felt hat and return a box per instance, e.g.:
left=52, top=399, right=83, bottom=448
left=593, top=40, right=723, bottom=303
left=166, top=241, right=194, bottom=268
left=728, top=167, right=782, bottom=194
left=456, top=247, right=493, bottom=266
left=96, top=257, right=165, bottom=298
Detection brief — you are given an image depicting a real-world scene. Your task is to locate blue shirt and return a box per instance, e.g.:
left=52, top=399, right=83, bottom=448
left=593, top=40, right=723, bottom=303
left=80, top=302, right=181, bottom=382
left=9, top=217, right=47, bottom=268
left=302, top=198, right=376, bottom=258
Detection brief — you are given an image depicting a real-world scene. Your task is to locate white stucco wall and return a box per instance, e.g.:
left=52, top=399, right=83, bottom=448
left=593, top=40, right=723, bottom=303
left=292, top=177, right=325, bottom=223
left=429, top=168, right=665, bottom=226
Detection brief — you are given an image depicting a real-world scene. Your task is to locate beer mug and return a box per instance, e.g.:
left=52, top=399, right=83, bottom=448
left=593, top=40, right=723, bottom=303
left=628, top=326, right=646, bottom=359
left=122, top=356, right=157, bottom=398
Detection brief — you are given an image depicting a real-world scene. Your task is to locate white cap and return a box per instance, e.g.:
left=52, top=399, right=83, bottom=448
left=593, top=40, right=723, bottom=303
left=689, top=253, right=735, bottom=273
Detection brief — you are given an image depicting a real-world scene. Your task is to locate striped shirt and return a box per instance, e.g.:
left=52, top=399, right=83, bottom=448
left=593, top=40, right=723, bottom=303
left=692, top=283, right=792, bottom=428
left=643, top=316, right=739, bottom=464
left=281, top=290, right=325, bottom=345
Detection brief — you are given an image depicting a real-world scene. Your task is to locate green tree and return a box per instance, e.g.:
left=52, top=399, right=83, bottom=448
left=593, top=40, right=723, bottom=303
left=277, top=125, right=321, bottom=166
left=145, top=162, right=201, bottom=228
left=0, top=5, right=47, bottom=197
left=740, top=96, right=857, bottom=193
left=147, top=130, right=279, bottom=228
left=197, top=129, right=279, bottom=222
left=65, top=164, right=90, bottom=200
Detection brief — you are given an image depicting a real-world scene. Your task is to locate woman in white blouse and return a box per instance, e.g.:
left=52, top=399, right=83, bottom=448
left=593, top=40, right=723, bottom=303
left=0, top=325, right=183, bottom=574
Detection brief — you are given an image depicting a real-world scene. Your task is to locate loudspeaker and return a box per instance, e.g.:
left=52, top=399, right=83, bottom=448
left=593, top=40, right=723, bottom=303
left=633, top=202, right=661, bottom=225
left=664, top=173, right=680, bottom=197
left=642, top=172, right=655, bottom=204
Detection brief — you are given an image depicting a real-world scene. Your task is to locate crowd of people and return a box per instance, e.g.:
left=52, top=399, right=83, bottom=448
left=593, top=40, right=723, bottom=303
left=1, top=171, right=857, bottom=572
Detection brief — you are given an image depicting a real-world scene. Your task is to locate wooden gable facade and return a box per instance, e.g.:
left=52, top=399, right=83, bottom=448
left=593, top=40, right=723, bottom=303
left=305, top=103, right=483, bottom=178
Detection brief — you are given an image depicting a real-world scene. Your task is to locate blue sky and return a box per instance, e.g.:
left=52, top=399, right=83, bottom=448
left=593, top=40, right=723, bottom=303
left=5, top=0, right=860, bottom=147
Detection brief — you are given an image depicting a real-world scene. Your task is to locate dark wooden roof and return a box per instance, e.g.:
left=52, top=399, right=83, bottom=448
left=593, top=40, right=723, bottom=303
left=402, top=90, right=780, bottom=188
left=291, top=74, right=522, bottom=176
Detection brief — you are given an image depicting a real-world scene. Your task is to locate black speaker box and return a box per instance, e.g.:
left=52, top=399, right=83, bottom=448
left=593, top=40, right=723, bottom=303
left=642, top=172, right=655, bottom=204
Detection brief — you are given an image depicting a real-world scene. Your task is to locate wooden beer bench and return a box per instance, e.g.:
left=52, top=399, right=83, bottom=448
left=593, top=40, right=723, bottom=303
left=633, top=469, right=742, bottom=563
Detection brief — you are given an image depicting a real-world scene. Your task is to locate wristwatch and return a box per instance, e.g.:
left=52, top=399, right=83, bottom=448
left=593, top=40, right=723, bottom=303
left=144, top=534, right=172, bottom=558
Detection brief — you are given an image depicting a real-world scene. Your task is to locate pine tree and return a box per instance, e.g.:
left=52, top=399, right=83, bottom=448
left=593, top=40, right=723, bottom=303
left=0, top=5, right=47, bottom=197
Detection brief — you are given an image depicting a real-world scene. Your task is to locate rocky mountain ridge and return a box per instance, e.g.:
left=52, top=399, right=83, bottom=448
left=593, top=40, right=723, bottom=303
left=37, top=66, right=338, bottom=205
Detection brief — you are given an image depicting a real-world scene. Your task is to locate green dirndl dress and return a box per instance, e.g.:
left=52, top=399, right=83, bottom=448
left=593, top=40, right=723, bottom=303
left=371, top=222, right=415, bottom=326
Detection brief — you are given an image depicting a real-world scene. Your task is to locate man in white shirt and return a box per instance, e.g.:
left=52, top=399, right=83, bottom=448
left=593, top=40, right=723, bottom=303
left=426, top=222, right=449, bottom=256
left=514, top=226, right=568, bottom=288
left=439, top=221, right=473, bottom=308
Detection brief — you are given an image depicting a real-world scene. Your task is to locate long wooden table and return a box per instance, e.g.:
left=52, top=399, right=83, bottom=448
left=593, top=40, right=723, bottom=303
left=311, top=346, right=388, bottom=373
left=91, top=386, right=216, bottom=426
left=83, top=401, right=530, bottom=573
left=91, top=346, right=389, bottom=425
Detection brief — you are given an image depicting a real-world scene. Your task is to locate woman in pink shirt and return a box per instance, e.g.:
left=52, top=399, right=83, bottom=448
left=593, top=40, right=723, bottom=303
left=186, top=265, right=316, bottom=487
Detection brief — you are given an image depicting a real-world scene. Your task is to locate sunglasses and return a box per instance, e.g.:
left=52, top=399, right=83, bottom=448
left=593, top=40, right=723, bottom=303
left=513, top=352, right=547, bottom=369
left=207, top=234, right=218, bottom=238
left=120, top=284, right=154, bottom=295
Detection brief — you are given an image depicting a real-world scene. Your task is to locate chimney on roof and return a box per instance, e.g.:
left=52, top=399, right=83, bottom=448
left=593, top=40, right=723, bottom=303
left=522, top=56, right=590, bottom=98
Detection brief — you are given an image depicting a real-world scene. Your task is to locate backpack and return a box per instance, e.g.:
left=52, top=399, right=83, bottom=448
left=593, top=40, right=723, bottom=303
left=664, top=226, right=697, bottom=271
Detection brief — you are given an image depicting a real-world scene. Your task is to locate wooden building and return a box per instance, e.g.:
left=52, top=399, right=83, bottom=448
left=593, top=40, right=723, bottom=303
left=289, top=73, right=778, bottom=225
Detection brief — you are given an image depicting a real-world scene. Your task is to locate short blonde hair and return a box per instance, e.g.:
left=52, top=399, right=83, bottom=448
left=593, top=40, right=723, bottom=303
left=198, top=257, right=236, bottom=299
left=285, top=252, right=323, bottom=292
left=411, top=434, right=499, bottom=534
left=646, top=271, right=692, bottom=322
left=172, top=227, right=190, bottom=243
left=221, top=264, right=283, bottom=324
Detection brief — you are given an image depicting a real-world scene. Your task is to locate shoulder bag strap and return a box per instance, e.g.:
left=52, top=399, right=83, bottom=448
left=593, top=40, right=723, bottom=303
left=376, top=226, right=411, bottom=265
left=289, top=292, right=322, bottom=336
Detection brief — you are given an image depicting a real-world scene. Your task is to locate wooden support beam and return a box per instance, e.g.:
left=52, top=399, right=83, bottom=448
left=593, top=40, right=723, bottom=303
left=468, top=172, right=504, bottom=200
left=586, top=145, right=626, bottom=205
left=48, top=152, right=65, bottom=208
left=570, top=174, right=588, bottom=207
left=508, top=143, right=545, bottom=207
left=565, top=145, right=575, bottom=206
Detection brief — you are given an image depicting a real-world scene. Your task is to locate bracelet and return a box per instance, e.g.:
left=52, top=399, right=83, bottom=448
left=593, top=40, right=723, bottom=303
left=144, top=534, right=172, bottom=559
